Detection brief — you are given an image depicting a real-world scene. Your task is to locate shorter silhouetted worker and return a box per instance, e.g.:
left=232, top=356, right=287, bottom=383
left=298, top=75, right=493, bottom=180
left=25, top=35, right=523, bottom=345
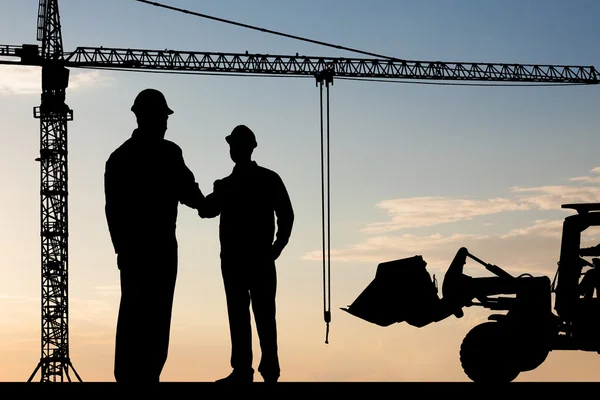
left=198, top=125, right=294, bottom=383
left=104, top=88, right=205, bottom=382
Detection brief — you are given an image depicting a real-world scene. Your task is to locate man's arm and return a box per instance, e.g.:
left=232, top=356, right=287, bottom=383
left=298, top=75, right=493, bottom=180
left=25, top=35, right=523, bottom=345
left=272, top=173, right=294, bottom=260
left=171, top=140, right=222, bottom=219
left=173, top=144, right=206, bottom=210
left=104, top=158, right=125, bottom=254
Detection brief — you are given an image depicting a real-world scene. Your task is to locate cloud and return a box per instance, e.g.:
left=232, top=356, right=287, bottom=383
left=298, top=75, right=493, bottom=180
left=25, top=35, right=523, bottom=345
left=70, top=298, right=116, bottom=323
left=303, top=167, right=600, bottom=278
left=93, top=285, right=120, bottom=297
left=570, top=177, right=600, bottom=183
left=510, top=185, right=600, bottom=211
left=363, top=178, right=600, bottom=235
left=69, top=286, right=120, bottom=324
left=570, top=167, right=600, bottom=183
left=0, top=294, right=38, bottom=305
left=500, top=219, right=563, bottom=239
left=70, top=70, right=112, bottom=90
left=303, top=224, right=566, bottom=276
left=303, top=233, right=489, bottom=264
left=0, top=295, right=39, bottom=325
left=363, top=197, right=531, bottom=233
left=0, top=65, right=111, bottom=96
left=303, top=219, right=600, bottom=278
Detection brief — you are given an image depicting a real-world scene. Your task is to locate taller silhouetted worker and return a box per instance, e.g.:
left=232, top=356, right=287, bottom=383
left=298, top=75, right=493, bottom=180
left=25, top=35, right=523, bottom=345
left=104, top=88, right=205, bottom=382
left=199, top=125, right=294, bottom=383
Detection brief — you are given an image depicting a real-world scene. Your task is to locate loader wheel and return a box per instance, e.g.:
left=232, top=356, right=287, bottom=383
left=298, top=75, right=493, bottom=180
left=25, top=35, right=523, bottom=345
left=460, top=322, right=520, bottom=383
left=517, top=345, right=549, bottom=372
left=514, top=319, right=554, bottom=372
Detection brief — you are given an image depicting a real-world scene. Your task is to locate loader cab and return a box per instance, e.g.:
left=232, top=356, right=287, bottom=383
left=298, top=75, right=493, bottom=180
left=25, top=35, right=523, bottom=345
left=554, top=203, right=600, bottom=323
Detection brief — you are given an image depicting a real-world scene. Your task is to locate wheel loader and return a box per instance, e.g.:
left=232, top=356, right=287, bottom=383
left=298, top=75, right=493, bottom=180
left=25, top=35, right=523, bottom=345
left=342, top=202, right=600, bottom=383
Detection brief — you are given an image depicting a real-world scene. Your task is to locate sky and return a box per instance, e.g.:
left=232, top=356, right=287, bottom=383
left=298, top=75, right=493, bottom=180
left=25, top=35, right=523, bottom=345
left=0, top=0, right=600, bottom=382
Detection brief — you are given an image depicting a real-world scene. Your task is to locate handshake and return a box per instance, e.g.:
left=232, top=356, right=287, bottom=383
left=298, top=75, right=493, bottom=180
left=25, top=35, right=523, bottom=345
left=195, top=179, right=222, bottom=219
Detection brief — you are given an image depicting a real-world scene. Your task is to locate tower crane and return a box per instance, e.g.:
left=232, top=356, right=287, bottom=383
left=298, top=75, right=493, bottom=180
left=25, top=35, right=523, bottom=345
left=0, top=0, right=598, bottom=383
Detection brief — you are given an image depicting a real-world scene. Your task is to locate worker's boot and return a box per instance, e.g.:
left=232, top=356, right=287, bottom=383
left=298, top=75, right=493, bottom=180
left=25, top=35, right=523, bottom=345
left=215, top=368, right=254, bottom=383
left=262, top=375, right=278, bottom=383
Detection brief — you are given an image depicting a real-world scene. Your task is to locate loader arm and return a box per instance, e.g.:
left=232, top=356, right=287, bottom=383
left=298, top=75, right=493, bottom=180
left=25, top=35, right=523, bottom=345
left=442, top=247, right=517, bottom=315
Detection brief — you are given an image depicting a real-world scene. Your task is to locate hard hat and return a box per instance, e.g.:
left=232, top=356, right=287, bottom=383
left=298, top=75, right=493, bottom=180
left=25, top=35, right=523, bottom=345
left=226, top=125, right=257, bottom=149
left=131, top=88, right=174, bottom=116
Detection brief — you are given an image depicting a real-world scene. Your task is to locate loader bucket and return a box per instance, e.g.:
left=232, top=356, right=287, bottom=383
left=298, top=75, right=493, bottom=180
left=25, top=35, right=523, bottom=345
left=342, top=255, right=452, bottom=328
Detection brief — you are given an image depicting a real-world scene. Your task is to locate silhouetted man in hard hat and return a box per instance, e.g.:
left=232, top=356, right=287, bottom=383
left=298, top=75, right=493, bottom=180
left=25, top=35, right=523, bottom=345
left=104, top=88, right=205, bottom=382
left=198, top=125, right=294, bottom=383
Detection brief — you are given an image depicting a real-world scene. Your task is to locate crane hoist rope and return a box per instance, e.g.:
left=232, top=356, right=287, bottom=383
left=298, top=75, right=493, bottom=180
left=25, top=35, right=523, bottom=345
left=317, top=72, right=334, bottom=343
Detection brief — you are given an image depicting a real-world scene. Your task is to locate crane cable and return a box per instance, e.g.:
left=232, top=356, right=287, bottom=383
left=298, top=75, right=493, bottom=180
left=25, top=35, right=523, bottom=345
left=133, top=0, right=599, bottom=89
left=135, top=0, right=403, bottom=61
left=319, top=78, right=332, bottom=344
left=129, top=1, right=592, bottom=87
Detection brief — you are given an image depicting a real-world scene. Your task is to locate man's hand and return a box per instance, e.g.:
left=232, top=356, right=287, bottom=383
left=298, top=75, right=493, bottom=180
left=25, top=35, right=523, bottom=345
left=117, top=251, right=129, bottom=271
left=272, top=240, right=285, bottom=260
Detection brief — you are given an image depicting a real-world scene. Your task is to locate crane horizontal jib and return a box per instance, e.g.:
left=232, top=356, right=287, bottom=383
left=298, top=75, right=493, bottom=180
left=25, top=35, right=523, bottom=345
left=2, top=44, right=598, bottom=84
left=63, top=47, right=599, bottom=83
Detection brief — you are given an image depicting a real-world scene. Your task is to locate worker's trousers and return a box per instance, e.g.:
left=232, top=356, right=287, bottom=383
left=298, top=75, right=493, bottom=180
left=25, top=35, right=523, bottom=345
left=221, top=253, right=280, bottom=380
left=114, top=245, right=178, bottom=383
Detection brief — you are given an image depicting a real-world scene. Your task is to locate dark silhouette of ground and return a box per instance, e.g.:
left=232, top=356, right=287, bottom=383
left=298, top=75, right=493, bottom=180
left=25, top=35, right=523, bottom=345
left=198, top=124, right=294, bottom=383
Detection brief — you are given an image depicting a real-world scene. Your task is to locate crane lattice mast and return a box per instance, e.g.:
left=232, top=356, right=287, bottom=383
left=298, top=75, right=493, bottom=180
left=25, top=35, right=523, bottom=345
left=26, top=0, right=81, bottom=383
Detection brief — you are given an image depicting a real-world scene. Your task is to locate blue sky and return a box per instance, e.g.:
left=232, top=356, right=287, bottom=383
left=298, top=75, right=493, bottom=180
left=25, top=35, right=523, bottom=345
left=0, top=0, right=599, bottom=382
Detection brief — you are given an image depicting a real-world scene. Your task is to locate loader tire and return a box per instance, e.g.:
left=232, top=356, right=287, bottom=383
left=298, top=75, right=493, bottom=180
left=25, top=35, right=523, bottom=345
left=460, top=322, right=520, bottom=383
left=517, top=345, right=549, bottom=372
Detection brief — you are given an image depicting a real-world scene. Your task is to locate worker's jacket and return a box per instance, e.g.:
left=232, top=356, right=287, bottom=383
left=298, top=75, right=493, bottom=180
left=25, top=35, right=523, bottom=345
left=104, top=129, right=203, bottom=255
left=199, top=161, right=294, bottom=258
